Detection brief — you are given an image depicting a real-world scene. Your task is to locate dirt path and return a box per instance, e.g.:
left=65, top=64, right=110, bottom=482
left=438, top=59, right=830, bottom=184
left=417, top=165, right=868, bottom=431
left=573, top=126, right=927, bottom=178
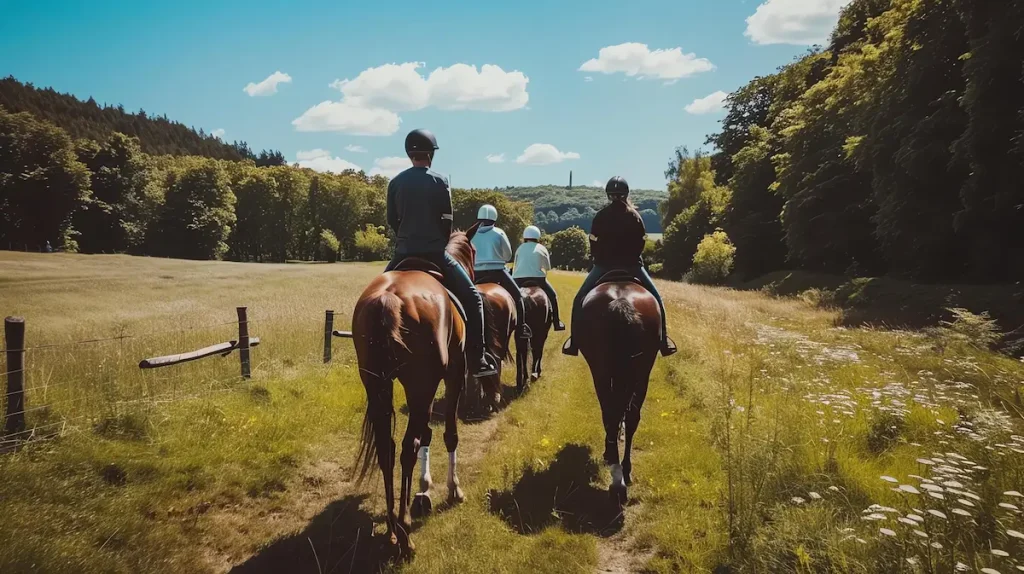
left=595, top=531, right=655, bottom=574
left=200, top=396, right=508, bottom=573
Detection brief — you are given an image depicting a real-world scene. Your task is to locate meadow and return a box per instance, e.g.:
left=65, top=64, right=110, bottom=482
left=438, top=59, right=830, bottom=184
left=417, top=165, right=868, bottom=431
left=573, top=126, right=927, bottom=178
left=1, top=251, right=1023, bottom=573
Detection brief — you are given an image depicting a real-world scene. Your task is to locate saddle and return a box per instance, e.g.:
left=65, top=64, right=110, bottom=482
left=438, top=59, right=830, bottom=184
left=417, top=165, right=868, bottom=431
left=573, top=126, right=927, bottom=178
left=516, top=277, right=544, bottom=289
left=595, top=269, right=643, bottom=288
left=390, top=257, right=467, bottom=324
left=473, top=269, right=506, bottom=286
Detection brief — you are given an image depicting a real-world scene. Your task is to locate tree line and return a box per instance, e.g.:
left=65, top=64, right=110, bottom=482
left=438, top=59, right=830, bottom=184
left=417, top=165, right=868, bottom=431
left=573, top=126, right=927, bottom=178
left=0, top=76, right=285, bottom=164
left=498, top=184, right=664, bottom=233
left=0, top=106, right=532, bottom=263
left=660, top=0, right=1024, bottom=283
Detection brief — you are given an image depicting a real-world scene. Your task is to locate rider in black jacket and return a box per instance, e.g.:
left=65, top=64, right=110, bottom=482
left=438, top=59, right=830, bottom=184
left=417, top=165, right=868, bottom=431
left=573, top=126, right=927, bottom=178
left=562, top=176, right=676, bottom=357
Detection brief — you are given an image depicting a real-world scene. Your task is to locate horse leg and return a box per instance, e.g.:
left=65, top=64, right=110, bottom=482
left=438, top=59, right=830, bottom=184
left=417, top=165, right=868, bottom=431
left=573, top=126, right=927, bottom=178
left=531, top=334, right=544, bottom=381
left=443, top=368, right=466, bottom=505
left=411, top=424, right=433, bottom=519
left=515, top=333, right=528, bottom=393
left=367, top=387, right=398, bottom=549
left=622, top=380, right=649, bottom=487
left=593, top=368, right=628, bottom=509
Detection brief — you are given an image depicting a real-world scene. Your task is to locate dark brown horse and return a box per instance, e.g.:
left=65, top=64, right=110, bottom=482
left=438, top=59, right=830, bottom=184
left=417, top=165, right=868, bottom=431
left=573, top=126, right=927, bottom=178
left=576, top=275, right=661, bottom=508
left=474, top=283, right=518, bottom=409
left=351, top=228, right=479, bottom=557
left=516, top=281, right=554, bottom=387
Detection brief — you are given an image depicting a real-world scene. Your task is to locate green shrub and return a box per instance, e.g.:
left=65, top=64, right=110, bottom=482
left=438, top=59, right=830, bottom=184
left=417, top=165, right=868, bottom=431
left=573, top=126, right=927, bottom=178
left=318, top=229, right=340, bottom=262
left=648, top=262, right=664, bottom=277
left=352, top=224, right=391, bottom=262
left=689, top=230, right=736, bottom=285
left=549, top=226, right=589, bottom=270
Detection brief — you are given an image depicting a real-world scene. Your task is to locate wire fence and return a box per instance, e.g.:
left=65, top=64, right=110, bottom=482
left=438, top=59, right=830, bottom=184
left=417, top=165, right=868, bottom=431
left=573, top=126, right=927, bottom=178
left=1, top=308, right=348, bottom=451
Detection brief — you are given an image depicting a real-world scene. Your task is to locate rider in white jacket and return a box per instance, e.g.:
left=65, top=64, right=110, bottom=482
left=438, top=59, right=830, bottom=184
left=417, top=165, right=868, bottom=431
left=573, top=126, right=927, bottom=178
left=513, top=225, right=565, bottom=330
left=471, top=204, right=531, bottom=339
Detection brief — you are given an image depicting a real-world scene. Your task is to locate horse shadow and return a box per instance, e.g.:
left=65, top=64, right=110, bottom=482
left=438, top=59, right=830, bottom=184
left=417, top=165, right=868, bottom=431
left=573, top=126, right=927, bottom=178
left=487, top=443, right=624, bottom=537
left=229, top=494, right=394, bottom=574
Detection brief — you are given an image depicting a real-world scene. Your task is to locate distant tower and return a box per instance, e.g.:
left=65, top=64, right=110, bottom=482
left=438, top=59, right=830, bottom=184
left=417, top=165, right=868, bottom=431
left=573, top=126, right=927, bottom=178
left=568, top=170, right=573, bottom=189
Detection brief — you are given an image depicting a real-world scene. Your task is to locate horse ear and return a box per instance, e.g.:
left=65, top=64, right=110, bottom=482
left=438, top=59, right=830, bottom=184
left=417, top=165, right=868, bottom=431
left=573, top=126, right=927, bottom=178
left=466, top=221, right=481, bottom=241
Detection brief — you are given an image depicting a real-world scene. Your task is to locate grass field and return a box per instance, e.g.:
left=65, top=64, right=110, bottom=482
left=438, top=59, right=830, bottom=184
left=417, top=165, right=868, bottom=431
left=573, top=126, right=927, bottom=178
left=2, top=251, right=1024, bottom=573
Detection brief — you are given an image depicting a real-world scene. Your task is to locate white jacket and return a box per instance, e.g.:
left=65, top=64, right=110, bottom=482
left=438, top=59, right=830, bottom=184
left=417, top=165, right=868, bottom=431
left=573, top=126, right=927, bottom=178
left=471, top=225, right=513, bottom=271
left=512, top=242, right=551, bottom=278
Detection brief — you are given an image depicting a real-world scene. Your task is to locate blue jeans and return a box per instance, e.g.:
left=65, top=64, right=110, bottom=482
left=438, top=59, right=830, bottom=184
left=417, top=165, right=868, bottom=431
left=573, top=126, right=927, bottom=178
left=570, top=264, right=668, bottom=343
left=386, top=251, right=486, bottom=355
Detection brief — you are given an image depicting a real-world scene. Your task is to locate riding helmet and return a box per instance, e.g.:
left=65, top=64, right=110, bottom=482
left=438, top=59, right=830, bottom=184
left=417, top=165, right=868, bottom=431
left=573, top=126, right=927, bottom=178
left=405, top=129, right=439, bottom=155
left=523, top=225, right=542, bottom=240
left=477, top=204, right=498, bottom=222
left=606, top=176, right=630, bottom=198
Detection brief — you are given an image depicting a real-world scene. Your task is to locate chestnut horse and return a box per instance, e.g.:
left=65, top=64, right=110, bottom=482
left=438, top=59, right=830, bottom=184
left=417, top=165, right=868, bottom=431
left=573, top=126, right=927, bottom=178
left=576, top=274, right=661, bottom=509
left=516, top=281, right=554, bottom=387
left=474, top=284, right=519, bottom=409
left=351, top=228, right=479, bottom=557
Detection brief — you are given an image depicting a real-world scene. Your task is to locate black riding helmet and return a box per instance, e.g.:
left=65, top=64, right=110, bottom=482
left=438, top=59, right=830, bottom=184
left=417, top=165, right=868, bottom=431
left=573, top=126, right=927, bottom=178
left=405, top=129, right=439, bottom=155
left=606, top=176, right=629, bottom=198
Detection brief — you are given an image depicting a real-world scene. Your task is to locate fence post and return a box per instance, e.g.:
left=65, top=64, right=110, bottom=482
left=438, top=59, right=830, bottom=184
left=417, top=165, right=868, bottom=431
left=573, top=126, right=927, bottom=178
left=237, top=307, right=251, bottom=379
left=4, top=317, right=26, bottom=438
left=323, top=310, right=334, bottom=364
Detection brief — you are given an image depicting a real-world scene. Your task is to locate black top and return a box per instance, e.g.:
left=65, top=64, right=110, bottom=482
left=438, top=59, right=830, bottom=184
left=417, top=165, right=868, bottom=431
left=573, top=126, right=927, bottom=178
left=386, top=167, right=453, bottom=254
left=589, top=200, right=646, bottom=267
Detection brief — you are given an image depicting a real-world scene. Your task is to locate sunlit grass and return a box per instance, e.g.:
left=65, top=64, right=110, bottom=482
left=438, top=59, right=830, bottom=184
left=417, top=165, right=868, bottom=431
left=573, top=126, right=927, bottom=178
left=2, top=252, right=1023, bottom=573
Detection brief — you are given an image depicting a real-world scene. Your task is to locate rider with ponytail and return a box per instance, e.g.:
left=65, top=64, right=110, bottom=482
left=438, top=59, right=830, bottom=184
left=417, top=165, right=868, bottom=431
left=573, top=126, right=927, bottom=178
left=562, top=176, right=676, bottom=357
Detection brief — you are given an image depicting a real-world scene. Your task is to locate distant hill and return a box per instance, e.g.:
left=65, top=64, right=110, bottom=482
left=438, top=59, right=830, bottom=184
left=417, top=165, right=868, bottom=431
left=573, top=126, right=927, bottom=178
left=494, top=184, right=667, bottom=233
left=0, top=76, right=282, bottom=163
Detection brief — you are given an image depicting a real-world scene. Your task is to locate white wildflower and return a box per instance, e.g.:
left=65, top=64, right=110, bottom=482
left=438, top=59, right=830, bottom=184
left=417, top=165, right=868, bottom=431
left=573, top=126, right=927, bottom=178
left=928, top=509, right=948, bottom=519
left=880, top=528, right=896, bottom=536
left=899, top=485, right=921, bottom=495
left=881, top=476, right=899, bottom=483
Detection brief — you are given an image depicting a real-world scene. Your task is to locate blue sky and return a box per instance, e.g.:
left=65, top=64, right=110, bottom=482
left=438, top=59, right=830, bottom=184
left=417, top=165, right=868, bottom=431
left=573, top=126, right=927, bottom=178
left=0, top=0, right=848, bottom=190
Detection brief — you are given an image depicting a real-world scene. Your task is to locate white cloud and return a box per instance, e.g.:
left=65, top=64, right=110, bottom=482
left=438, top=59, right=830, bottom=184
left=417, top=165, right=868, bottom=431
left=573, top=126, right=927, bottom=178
left=591, top=180, right=603, bottom=187
left=295, top=61, right=528, bottom=136
left=291, top=100, right=401, bottom=136
left=344, top=144, right=368, bottom=153
left=369, top=156, right=413, bottom=179
left=330, top=62, right=529, bottom=112
left=745, top=0, right=852, bottom=45
left=584, top=76, right=594, bottom=82
left=578, top=43, right=714, bottom=80
left=516, top=144, right=580, bottom=166
left=294, top=149, right=362, bottom=174
left=211, top=128, right=225, bottom=140
left=685, top=91, right=730, bottom=114
left=486, top=153, right=506, bottom=164
left=243, top=71, right=292, bottom=97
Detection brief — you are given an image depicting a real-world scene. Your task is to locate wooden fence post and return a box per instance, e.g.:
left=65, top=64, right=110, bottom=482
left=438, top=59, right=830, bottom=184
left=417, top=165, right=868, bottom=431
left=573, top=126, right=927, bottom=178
left=237, top=307, right=251, bottom=379
left=323, top=310, right=334, bottom=364
left=4, top=317, right=26, bottom=438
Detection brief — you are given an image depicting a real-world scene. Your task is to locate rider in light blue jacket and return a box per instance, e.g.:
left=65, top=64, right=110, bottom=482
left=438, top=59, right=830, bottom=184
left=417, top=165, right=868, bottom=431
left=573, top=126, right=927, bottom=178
left=471, top=204, right=531, bottom=339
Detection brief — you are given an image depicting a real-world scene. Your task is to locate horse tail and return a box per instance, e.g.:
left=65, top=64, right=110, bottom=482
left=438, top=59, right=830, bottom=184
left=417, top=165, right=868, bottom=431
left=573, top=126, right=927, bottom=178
left=607, top=297, right=644, bottom=388
left=484, top=296, right=513, bottom=362
left=354, top=292, right=405, bottom=484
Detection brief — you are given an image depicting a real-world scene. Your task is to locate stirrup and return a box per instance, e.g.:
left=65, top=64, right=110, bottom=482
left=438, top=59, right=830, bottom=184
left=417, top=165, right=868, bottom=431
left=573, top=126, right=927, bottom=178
left=661, top=336, right=678, bottom=357
left=517, top=324, right=533, bottom=339
left=554, top=320, right=566, bottom=332
left=561, top=338, right=578, bottom=356
left=471, top=353, right=498, bottom=378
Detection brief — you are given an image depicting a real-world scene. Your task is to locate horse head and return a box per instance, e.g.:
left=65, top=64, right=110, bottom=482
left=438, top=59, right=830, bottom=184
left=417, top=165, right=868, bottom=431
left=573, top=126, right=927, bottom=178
left=447, top=222, right=480, bottom=281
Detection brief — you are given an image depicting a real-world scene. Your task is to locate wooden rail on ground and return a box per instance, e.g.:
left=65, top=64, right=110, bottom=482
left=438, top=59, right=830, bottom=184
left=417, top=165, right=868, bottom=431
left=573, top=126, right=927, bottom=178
left=138, top=337, right=261, bottom=369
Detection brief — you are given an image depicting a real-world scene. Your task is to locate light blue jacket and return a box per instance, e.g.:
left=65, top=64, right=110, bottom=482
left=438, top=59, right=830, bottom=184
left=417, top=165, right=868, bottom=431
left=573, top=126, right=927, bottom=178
left=471, top=225, right=513, bottom=271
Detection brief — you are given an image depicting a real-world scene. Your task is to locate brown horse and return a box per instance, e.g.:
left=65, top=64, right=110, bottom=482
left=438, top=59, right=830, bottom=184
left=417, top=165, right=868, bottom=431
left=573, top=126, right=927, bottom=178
left=576, top=274, right=661, bottom=509
left=474, top=283, right=518, bottom=410
left=516, top=281, right=554, bottom=386
left=351, top=228, right=479, bottom=557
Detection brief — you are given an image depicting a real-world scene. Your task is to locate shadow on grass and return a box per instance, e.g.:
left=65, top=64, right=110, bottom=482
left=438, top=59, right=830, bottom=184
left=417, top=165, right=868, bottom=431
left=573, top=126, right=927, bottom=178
left=487, top=443, right=624, bottom=537
left=230, top=494, right=394, bottom=574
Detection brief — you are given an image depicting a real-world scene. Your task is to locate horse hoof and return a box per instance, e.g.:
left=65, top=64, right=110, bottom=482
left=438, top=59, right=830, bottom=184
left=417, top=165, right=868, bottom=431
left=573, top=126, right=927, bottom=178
left=530, top=372, right=540, bottom=382
left=411, top=493, right=432, bottom=519
left=448, top=486, right=466, bottom=505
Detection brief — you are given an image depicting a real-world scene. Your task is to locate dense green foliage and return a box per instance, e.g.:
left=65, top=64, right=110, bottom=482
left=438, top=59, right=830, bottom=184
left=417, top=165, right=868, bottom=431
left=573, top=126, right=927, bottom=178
left=548, top=226, right=590, bottom=270
left=351, top=224, right=391, bottom=262
left=495, top=184, right=664, bottom=233
left=0, top=105, right=394, bottom=261
left=689, top=230, right=736, bottom=285
left=662, top=0, right=1024, bottom=282
left=0, top=77, right=284, bottom=163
